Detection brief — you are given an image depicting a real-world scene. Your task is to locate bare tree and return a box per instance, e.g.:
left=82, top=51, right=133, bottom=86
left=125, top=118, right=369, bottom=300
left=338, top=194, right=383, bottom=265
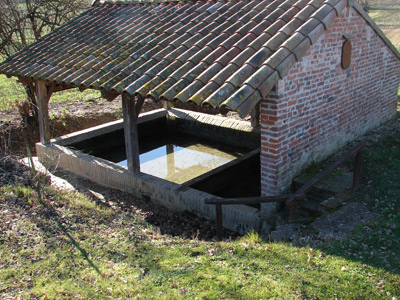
left=0, top=0, right=90, bottom=124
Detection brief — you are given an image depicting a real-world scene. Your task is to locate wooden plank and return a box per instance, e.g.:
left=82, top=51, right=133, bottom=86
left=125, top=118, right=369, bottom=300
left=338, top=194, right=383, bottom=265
left=36, top=80, right=50, bottom=144
left=161, top=100, right=172, bottom=109
left=205, top=194, right=304, bottom=205
left=122, top=93, right=140, bottom=173
left=286, top=140, right=366, bottom=206
left=179, top=148, right=261, bottom=190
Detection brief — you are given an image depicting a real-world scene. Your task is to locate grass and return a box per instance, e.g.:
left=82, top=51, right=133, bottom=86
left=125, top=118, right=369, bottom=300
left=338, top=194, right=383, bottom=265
left=320, top=132, right=400, bottom=270
left=0, top=74, right=101, bottom=112
left=1, top=128, right=400, bottom=299
left=0, top=4, right=399, bottom=299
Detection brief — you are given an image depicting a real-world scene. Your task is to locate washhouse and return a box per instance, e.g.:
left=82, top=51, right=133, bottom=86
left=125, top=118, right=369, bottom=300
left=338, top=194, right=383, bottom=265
left=1, top=0, right=399, bottom=234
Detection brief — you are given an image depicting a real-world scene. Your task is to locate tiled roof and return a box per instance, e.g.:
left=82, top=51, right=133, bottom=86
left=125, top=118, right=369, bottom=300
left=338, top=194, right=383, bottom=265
left=0, top=0, right=398, bottom=117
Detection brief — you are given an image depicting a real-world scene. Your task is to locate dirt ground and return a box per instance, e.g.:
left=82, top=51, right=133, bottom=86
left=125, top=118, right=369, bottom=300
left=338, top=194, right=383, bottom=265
left=0, top=96, right=246, bottom=157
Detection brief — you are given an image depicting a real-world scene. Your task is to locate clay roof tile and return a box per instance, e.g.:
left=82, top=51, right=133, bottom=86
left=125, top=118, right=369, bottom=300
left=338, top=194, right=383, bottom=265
left=5, top=0, right=391, bottom=119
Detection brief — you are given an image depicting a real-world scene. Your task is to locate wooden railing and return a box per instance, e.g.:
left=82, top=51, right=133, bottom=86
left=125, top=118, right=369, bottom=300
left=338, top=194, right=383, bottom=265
left=205, top=140, right=367, bottom=241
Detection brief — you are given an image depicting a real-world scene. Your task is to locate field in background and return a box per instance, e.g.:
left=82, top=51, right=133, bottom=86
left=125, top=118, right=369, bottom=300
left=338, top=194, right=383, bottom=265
left=0, top=74, right=101, bottom=113
left=368, top=0, right=400, bottom=48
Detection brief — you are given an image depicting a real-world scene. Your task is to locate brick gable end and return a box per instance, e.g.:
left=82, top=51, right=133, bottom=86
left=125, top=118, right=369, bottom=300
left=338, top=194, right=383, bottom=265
left=260, top=6, right=400, bottom=203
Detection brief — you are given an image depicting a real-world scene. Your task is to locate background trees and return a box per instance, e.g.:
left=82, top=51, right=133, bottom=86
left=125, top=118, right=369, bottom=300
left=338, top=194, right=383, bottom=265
left=0, top=0, right=90, bottom=124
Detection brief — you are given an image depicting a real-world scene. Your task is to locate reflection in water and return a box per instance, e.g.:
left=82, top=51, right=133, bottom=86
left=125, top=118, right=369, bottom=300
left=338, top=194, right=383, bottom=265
left=118, top=142, right=240, bottom=184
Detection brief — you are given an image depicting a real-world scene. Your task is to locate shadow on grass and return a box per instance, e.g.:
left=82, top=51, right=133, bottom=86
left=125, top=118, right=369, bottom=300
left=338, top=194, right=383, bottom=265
left=50, top=168, right=239, bottom=242
left=293, top=129, right=400, bottom=275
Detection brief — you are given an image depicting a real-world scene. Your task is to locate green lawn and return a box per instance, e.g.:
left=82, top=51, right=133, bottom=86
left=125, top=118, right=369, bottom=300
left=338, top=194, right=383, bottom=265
left=1, top=129, right=400, bottom=299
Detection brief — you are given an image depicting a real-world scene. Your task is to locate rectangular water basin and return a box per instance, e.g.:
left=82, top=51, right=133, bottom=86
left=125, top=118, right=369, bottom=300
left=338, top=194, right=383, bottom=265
left=36, top=108, right=262, bottom=234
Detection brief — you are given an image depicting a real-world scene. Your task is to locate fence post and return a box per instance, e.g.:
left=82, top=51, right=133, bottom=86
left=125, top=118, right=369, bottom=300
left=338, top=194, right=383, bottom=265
left=216, top=204, right=223, bottom=241
left=288, top=195, right=298, bottom=221
left=353, top=150, right=363, bottom=191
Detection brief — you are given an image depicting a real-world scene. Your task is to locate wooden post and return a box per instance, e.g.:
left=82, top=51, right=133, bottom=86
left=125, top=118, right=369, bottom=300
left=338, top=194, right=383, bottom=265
left=353, top=150, right=363, bottom=191
left=122, top=93, right=140, bottom=173
left=216, top=204, right=223, bottom=241
left=161, top=100, right=172, bottom=109
left=166, top=144, right=175, bottom=177
left=36, top=80, right=51, bottom=144
left=250, top=102, right=260, bottom=127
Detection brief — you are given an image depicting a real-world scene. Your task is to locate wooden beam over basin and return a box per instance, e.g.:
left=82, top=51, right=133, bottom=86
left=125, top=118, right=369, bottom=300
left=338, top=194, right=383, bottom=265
left=179, top=148, right=261, bottom=191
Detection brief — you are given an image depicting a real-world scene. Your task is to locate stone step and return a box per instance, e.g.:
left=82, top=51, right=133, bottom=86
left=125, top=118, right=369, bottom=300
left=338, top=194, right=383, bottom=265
left=298, top=196, right=321, bottom=215
left=294, top=170, right=353, bottom=200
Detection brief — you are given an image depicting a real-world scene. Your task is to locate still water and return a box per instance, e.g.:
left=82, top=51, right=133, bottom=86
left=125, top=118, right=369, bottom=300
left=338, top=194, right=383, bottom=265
left=118, top=139, right=242, bottom=184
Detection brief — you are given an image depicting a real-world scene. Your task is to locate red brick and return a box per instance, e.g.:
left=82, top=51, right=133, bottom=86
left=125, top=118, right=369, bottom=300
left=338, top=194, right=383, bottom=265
left=259, top=7, right=400, bottom=196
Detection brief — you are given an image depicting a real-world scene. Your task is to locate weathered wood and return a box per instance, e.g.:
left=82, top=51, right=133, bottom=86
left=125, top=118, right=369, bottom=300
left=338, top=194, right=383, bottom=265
left=341, top=39, right=352, bottom=69
left=353, top=150, right=363, bottom=191
left=36, top=80, right=51, bottom=144
left=288, top=195, right=298, bottom=220
left=286, top=140, right=366, bottom=206
left=101, top=90, right=119, bottom=102
left=122, top=93, right=140, bottom=173
left=17, top=77, right=32, bottom=85
left=250, top=102, right=260, bottom=127
left=161, top=100, right=172, bottom=109
left=135, top=95, right=146, bottom=117
left=216, top=204, right=223, bottom=241
left=179, top=148, right=261, bottom=190
left=205, top=193, right=304, bottom=205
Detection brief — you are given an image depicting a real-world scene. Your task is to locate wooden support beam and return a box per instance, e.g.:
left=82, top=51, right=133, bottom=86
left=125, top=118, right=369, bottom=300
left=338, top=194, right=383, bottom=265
left=17, top=77, right=32, bottom=85
left=353, top=149, right=363, bottom=191
left=251, top=102, right=260, bottom=127
left=122, top=93, right=140, bottom=173
left=101, top=89, right=119, bottom=102
left=36, top=80, right=52, bottom=144
left=135, top=95, right=145, bottom=117
left=161, top=100, right=172, bottom=109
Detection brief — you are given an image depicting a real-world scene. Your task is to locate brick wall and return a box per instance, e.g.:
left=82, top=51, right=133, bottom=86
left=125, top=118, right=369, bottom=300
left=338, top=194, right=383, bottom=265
left=260, top=6, right=400, bottom=200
